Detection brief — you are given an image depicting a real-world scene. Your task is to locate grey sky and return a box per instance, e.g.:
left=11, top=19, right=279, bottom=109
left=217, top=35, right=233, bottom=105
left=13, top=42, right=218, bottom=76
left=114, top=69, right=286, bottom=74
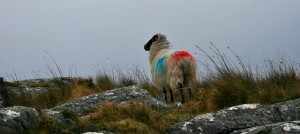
left=1, top=1, right=300, bottom=80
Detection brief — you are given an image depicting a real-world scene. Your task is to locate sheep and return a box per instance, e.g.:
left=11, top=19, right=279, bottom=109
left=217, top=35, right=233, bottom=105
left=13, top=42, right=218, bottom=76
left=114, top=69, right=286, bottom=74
left=144, top=33, right=197, bottom=103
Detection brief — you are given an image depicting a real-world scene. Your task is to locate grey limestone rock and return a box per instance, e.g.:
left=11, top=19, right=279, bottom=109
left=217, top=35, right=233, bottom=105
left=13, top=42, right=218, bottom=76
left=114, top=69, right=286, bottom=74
left=4, top=77, right=73, bottom=95
left=0, top=106, right=39, bottom=134
left=0, top=77, right=74, bottom=108
left=232, top=121, right=300, bottom=134
left=43, top=85, right=179, bottom=122
left=82, top=131, right=115, bottom=134
left=168, top=98, right=300, bottom=134
left=0, top=77, right=4, bottom=108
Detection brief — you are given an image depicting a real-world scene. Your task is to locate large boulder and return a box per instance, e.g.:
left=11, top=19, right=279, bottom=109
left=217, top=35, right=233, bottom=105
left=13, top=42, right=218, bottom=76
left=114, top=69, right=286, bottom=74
left=43, top=85, right=179, bottom=122
left=0, top=106, right=39, bottom=134
left=168, top=98, right=300, bottom=134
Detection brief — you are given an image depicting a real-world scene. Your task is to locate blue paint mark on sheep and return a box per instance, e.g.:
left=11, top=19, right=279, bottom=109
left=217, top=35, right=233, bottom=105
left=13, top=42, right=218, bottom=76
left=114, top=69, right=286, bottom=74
left=155, top=55, right=167, bottom=75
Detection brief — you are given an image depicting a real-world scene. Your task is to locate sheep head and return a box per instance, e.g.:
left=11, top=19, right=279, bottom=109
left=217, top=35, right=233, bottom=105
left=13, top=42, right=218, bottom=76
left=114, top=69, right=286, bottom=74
left=144, top=33, right=162, bottom=51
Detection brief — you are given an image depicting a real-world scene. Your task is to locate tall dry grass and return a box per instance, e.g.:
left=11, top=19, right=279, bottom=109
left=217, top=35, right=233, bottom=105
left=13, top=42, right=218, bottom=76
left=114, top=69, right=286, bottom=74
left=94, top=65, right=160, bottom=96
left=196, top=43, right=300, bottom=109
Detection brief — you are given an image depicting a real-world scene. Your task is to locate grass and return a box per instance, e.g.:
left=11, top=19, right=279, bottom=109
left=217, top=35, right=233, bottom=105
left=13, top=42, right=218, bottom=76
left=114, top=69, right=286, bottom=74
left=94, top=65, right=138, bottom=92
left=35, top=86, right=213, bottom=133
left=39, top=100, right=210, bottom=133
left=3, top=79, right=73, bottom=109
left=1, top=44, right=300, bottom=133
left=94, top=65, right=160, bottom=96
left=196, top=43, right=300, bottom=108
left=28, top=81, right=50, bottom=88
left=256, top=57, right=300, bottom=104
left=2, top=81, right=21, bottom=87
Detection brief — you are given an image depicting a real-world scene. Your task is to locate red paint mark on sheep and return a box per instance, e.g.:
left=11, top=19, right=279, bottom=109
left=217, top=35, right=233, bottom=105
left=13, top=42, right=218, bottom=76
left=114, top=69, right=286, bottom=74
left=172, top=51, right=195, bottom=62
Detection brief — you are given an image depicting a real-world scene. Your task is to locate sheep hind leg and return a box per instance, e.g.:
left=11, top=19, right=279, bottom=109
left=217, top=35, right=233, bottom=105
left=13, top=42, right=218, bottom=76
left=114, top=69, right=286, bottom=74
left=163, top=88, right=168, bottom=102
left=177, top=82, right=185, bottom=104
left=169, top=89, right=174, bottom=102
left=188, top=88, right=192, bottom=100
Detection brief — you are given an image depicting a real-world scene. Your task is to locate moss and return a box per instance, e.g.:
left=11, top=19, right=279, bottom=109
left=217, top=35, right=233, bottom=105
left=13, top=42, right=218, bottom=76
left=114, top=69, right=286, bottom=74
left=28, top=82, right=50, bottom=88
left=2, top=81, right=21, bottom=87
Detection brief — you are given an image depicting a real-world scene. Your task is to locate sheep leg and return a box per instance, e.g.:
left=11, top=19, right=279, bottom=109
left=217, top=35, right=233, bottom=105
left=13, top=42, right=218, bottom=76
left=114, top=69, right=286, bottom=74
left=163, top=88, right=168, bottom=102
left=169, top=89, right=174, bottom=102
left=188, top=88, right=192, bottom=100
left=177, top=83, right=185, bottom=104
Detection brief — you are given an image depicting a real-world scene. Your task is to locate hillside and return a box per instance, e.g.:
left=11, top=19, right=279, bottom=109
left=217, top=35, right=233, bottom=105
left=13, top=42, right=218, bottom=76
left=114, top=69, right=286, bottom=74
left=0, top=76, right=300, bottom=133
left=1, top=46, right=300, bottom=133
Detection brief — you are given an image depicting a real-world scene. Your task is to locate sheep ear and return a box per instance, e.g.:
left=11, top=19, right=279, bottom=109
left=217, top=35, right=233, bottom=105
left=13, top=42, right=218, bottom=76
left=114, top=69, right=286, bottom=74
left=156, top=33, right=161, bottom=40
left=144, top=34, right=159, bottom=51
left=153, top=34, right=159, bottom=41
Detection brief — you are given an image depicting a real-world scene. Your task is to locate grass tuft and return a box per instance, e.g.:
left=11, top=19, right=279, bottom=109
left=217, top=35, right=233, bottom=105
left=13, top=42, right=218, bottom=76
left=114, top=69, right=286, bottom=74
left=196, top=43, right=300, bottom=109
left=94, top=65, right=160, bottom=96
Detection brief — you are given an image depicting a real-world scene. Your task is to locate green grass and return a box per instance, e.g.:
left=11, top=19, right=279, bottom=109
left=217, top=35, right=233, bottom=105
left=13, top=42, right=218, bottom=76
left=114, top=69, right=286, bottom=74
left=28, top=81, right=50, bottom=88
left=2, top=44, right=300, bottom=133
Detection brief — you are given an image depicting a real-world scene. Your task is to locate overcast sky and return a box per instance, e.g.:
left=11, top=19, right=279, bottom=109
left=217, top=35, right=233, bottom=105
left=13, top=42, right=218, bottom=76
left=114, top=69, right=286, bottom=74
left=1, top=1, right=300, bottom=80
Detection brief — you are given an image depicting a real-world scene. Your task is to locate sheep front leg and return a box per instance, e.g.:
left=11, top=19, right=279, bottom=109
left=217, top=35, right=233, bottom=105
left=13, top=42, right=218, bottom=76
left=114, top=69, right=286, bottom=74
left=177, top=83, right=185, bottom=104
left=163, top=88, right=168, bottom=102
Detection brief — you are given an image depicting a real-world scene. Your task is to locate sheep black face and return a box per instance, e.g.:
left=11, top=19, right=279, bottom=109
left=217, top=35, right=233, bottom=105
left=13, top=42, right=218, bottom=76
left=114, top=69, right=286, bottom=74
left=144, top=34, right=159, bottom=51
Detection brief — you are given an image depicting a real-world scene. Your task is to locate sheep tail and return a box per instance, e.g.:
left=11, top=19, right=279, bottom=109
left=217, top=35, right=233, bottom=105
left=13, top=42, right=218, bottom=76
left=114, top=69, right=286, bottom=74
left=172, top=50, right=197, bottom=87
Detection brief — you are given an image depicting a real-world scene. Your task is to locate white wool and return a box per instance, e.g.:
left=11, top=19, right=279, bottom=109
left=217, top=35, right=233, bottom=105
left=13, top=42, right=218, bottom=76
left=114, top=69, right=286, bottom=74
left=146, top=33, right=197, bottom=102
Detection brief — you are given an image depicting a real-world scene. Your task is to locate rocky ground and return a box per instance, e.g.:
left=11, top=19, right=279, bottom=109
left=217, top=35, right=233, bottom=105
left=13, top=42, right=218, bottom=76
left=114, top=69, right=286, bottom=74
left=43, top=85, right=180, bottom=124
left=0, top=78, right=300, bottom=134
left=168, top=99, right=300, bottom=134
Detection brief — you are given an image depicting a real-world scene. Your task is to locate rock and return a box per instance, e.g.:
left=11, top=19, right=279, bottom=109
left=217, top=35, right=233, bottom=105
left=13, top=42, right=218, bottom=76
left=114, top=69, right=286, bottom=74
left=3, top=77, right=74, bottom=96
left=0, top=78, right=4, bottom=108
left=20, top=77, right=74, bottom=85
left=82, top=131, right=115, bottom=134
left=0, top=106, right=39, bottom=133
left=168, top=98, right=300, bottom=134
left=43, top=85, right=179, bottom=122
left=0, top=77, right=74, bottom=108
left=232, top=121, right=300, bottom=134
left=5, top=86, right=50, bottom=96
left=0, top=80, right=50, bottom=108
left=0, top=94, right=4, bottom=108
